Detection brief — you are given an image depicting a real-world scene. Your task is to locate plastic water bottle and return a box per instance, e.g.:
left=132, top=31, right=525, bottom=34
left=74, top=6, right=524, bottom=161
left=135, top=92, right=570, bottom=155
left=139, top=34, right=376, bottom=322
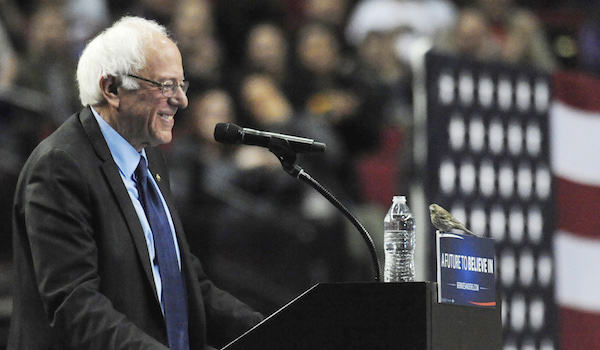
left=384, top=195, right=416, bottom=282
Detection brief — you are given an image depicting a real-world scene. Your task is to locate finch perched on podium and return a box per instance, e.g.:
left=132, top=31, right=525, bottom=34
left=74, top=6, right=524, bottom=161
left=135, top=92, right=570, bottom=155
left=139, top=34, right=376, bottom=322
left=429, top=204, right=475, bottom=236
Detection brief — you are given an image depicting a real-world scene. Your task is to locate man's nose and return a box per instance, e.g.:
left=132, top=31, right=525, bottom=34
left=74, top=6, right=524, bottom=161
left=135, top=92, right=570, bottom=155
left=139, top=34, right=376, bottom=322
left=170, top=86, right=188, bottom=109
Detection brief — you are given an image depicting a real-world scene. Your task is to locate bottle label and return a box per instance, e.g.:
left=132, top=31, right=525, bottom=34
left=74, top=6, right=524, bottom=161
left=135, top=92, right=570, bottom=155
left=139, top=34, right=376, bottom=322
left=384, top=230, right=415, bottom=282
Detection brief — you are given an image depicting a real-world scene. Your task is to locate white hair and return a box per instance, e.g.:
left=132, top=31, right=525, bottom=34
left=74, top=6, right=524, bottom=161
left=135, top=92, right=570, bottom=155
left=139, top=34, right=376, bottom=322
left=76, top=16, right=170, bottom=106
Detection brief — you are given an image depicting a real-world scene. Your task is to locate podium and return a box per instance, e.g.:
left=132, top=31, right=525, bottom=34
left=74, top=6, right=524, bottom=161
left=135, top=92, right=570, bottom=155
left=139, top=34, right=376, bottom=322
left=222, top=282, right=501, bottom=349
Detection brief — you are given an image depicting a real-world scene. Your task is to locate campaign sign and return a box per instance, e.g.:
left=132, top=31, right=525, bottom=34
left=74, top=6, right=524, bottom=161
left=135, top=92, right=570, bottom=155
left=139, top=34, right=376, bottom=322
left=436, top=232, right=496, bottom=308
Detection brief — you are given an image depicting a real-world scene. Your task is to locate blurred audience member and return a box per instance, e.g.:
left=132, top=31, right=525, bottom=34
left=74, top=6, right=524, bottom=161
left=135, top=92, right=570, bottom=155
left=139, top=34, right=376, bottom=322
left=343, top=0, right=457, bottom=132
left=238, top=73, right=347, bottom=187
left=0, top=19, right=17, bottom=88
left=291, top=20, right=384, bottom=200
left=0, top=0, right=51, bottom=227
left=64, top=0, right=110, bottom=54
left=173, top=0, right=215, bottom=43
left=433, top=7, right=501, bottom=61
left=352, top=26, right=414, bottom=204
left=186, top=35, right=226, bottom=92
left=172, top=0, right=225, bottom=92
left=346, top=0, right=457, bottom=65
left=0, top=0, right=28, bottom=53
left=214, top=0, right=287, bottom=66
left=244, top=22, right=291, bottom=89
left=303, top=0, right=351, bottom=28
left=13, top=4, right=80, bottom=126
left=291, top=21, right=358, bottom=138
left=475, top=0, right=559, bottom=71
left=239, top=74, right=294, bottom=128
left=354, top=29, right=411, bottom=124
left=226, top=21, right=295, bottom=126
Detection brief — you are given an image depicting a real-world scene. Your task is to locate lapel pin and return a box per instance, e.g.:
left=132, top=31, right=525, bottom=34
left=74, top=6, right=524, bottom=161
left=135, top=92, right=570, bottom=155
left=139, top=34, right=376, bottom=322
left=155, top=174, right=161, bottom=182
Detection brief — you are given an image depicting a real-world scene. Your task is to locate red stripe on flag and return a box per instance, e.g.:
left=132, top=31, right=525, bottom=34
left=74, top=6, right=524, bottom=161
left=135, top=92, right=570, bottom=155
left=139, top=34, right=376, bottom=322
left=555, top=177, right=600, bottom=240
left=553, top=71, right=600, bottom=350
left=560, top=307, right=600, bottom=350
left=553, top=72, right=600, bottom=112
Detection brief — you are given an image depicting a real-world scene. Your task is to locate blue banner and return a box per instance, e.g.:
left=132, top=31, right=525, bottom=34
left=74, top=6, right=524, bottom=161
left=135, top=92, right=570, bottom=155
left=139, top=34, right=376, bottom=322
left=436, top=232, right=496, bottom=308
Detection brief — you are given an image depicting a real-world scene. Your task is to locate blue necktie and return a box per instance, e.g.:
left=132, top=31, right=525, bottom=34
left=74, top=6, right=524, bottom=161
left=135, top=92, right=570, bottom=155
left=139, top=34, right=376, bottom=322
left=135, top=156, right=189, bottom=350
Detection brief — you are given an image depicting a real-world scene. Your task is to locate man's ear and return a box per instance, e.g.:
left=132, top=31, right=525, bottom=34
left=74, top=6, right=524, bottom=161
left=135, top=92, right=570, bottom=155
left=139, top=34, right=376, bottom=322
left=100, top=75, right=121, bottom=108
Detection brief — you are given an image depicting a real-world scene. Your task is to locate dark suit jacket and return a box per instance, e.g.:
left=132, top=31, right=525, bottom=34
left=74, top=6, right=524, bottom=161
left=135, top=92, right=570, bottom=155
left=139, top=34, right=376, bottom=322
left=9, top=107, right=263, bottom=349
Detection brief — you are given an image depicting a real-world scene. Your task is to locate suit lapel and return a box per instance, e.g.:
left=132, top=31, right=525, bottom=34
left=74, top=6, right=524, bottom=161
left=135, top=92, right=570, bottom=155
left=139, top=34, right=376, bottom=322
left=79, top=107, right=160, bottom=302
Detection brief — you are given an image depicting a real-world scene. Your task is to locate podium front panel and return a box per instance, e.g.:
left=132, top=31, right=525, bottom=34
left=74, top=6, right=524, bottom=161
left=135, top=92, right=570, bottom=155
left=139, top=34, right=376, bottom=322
left=223, top=282, right=501, bottom=350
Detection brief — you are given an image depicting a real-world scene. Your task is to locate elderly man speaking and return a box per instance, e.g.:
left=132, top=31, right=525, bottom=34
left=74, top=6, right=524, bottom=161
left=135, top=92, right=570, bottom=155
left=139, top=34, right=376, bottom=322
left=9, top=16, right=263, bottom=350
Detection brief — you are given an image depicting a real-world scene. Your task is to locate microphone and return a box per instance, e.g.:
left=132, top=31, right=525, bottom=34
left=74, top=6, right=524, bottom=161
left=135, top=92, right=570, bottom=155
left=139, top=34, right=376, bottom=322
left=214, top=123, right=326, bottom=153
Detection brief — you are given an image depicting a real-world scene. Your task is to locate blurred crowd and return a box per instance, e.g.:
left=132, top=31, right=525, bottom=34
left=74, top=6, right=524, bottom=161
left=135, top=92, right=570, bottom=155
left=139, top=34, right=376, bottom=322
left=0, top=0, right=595, bottom=314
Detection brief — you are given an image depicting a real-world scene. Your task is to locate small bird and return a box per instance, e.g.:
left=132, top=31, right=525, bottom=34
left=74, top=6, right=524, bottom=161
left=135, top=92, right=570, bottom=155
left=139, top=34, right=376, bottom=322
left=429, top=204, right=475, bottom=236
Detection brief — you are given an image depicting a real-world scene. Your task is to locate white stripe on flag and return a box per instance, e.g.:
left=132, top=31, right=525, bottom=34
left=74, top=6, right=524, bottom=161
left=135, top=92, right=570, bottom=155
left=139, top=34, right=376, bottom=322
left=554, top=230, right=600, bottom=312
left=551, top=101, right=600, bottom=187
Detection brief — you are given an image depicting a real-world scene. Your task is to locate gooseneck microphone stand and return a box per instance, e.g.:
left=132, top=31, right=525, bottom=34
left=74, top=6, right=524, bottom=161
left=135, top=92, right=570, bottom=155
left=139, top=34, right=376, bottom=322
left=267, top=137, right=382, bottom=282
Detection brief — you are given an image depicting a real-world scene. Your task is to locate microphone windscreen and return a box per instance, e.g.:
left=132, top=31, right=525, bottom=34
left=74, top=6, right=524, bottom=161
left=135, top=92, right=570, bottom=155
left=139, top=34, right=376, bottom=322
left=214, top=123, right=242, bottom=144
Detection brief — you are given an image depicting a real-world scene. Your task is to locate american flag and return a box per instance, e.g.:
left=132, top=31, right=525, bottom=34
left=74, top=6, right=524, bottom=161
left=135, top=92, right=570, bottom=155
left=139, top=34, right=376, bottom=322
left=422, top=51, right=558, bottom=349
left=551, top=71, right=600, bottom=349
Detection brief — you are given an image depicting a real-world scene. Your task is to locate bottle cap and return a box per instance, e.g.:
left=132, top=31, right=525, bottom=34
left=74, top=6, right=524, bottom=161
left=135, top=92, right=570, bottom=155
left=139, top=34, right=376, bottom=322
left=392, top=195, right=406, bottom=203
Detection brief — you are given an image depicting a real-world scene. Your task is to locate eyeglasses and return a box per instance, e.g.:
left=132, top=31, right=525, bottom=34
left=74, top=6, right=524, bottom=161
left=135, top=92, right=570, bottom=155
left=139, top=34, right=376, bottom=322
left=126, top=74, right=189, bottom=97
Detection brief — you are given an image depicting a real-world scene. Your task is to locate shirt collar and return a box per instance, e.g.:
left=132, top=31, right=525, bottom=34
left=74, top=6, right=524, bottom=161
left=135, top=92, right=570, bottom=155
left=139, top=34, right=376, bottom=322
left=91, top=106, right=146, bottom=180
